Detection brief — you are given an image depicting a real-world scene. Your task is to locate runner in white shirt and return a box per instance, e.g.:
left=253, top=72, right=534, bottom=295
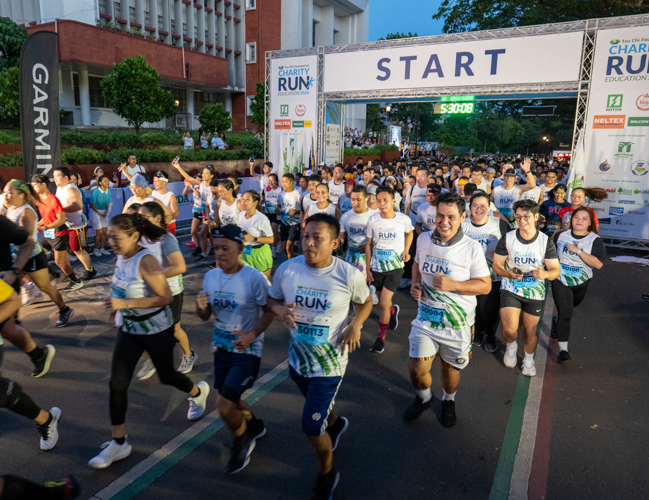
left=405, top=192, right=491, bottom=427
left=491, top=159, right=537, bottom=225
left=196, top=225, right=274, bottom=474
left=249, top=158, right=272, bottom=196
left=151, top=171, right=180, bottom=236
left=493, top=199, right=560, bottom=377
left=327, top=165, right=346, bottom=206
left=302, top=183, right=341, bottom=227
left=267, top=214, right=372, bottom=499
left=277, top=173, right=302, bottom=260
left=366, top=186, right=414, bottom=354
left=461, top=191, right=511, bottom=353
left=199, top=179, right=240, bottom=264
left=183, top=131, right=194, bottom=150
left=470, top=166, right=491, bottom=195
left=402, top=167, right=429, bottom=289
left=415, top=184, right=441, bottom=234
left=337, top=179, right=354, bottom=214
left=540, top=170, right=558, bottom=201
left=300, top=174, right=320, bottom=226
left=339, top=184, right=378, bottom=277
left=237, top=191, right=275, bottom=280
left=520, top=171, right=543, bottom=205
left=118, top=154, right=145, bottom=184
left=264, top=173, right=282, bottom=256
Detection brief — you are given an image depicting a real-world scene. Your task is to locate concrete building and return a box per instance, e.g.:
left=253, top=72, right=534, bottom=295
left=1, top=0, right=368, bottom=131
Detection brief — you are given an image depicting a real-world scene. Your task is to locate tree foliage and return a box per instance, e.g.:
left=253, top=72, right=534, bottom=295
left=433, top=0, right=648, bottom=34
left=0, top=66, right=19, bottom=126
left=198, top=102, right=232, bottom=135
left=249, top=82, right=266, bottom=129
left=100, top=55, right=176, bottom=134
left=378, top=32, right=419, bottom=41
left=0, top=17, right=27, bottom=71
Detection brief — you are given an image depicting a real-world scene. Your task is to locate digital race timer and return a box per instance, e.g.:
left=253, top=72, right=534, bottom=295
left=433, top=102, right=475, bottom=114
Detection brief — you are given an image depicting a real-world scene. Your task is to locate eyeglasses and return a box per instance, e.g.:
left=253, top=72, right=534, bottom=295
left=514, top=215, right=535, bottom=222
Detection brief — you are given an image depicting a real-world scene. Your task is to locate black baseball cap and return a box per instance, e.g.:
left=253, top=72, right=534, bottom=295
left=154, top=171, right=169, bottom=181
left=213, top=225, right=244, bottom=244
left=504, top=168, right=517, bottom=177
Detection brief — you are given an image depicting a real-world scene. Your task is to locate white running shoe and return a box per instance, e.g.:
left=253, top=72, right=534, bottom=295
left=503, top=342, right=518, bottom=368
left=369, top=285, right=379, bottom=306
left=21, top=283, right=39, bottom=306
left=135, top=358, right=157, bottom=380
left=100, top=248, right=111, bottom=256
left=93, top=249, right=102, bottom=258
left=187, top=381, right=210, bottom=420
left=88, top=438, right=133, bottom=469
left=178, top=350, right=197, bottom=374
left=38, top=407, right=61, bottom=451
left=522, top=358, right=536, bottom=377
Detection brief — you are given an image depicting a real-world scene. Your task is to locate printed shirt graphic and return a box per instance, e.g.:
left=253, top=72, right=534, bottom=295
left=338, top=193, right=352, bottom=214
left=497, top=230, right=555, bottom=300
left=279, top=189, right=302, bottom=226
left=255, top=174, right=270, bottom=194
left=405, top=185, right=428, bottom=224
left=328, top=180, right=345, bottom=205
left=340, top=209, right=375, bottom=271
left=492, top=186, right=520, bottom=222
left=462, top=217, right=509, bottom=281
left=521, top=186, right=542, bottom=202
left=265, top=187, right=281, bottom=214
left=556, top=231, right=600, bottom=287
left=269, top=256, right=370, bottom=378
left=193, top=181, right=210, bottom=214
left=412, top=233, right=489, bottom=332
left=416, top=202, right=437, bottom=232
left=201, top=265, right=269, bottom=357
left=219, top=199, right=240, bottom=226
left=366, top=212, right=414, bottom=272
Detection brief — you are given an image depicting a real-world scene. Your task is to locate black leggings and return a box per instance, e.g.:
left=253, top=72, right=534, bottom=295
left=476, top=280, right=501, bottom=337
left=109, top=327, right=194, bottom=426
left=0, top=346, right=41, bottom=421
left=403, top=229, right=418, bottom=279
left=551, top=279, right=590, bottom=342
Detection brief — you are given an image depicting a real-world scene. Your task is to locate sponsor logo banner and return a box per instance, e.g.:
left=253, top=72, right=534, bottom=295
left=593, top=115, right=626, bottom=128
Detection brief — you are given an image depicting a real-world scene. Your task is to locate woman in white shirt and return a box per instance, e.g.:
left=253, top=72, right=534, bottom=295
left=237, top=190, right=275, bottom=280
left=302, top=182, right=341, bottom=229
left=87, top=166, right=116, bottom=190
left=199, top=131, right=209, bottom=149
left=183, top=131, right=194, bottom=151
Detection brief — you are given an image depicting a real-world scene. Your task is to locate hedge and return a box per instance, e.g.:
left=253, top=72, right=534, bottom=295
left=344, top=147, right=380, bottom=157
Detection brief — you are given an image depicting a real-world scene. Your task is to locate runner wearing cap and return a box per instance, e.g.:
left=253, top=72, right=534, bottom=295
left=151, top=171, right=180, bottom=236
left=123, top=174, right=155, bottom=213
left=366, top=184, right=379, bottom=211
left=328, top=165, right=346, bottom=206
left=490, top=158, right=536, bottom=225
left=338, top=179, right=355, bottom=215
left=197, top=224, right=274, bottom=473
left=237, top=191, right=275, bottom=281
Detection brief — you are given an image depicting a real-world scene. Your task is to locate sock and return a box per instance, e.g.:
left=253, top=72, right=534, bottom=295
left=201, top=253, right=208, bottom=258
left=1, top=475, right=66, bottom=500
left=114, top=436, right=126, bottom=445
left=67, top=273, right=80, bottom=283
left=390, top=306, right=396, bottom=316
left=234, top=420, right=247, bottom=437
left=26, top=346, right=45, bottom=364
left=506, top=341, right=517, bottom=351
left=415, top=387, right=432, bottom=403
left=524, top=351, right=534, bottom=362
left=9, top=393, right=42, bottom=421
left=558, top=341, right=568, bottom=351
left=58, top=305, right=69, bottom=313
left=442, top=390, right=456, bottom=401
left=85, top=267, right=94, bottom=272
left=193, top=387, right=201, bottom=398
left=241, top=410, right=252, bottom=422
left=378, top=323, right=388, bottom=340
left=39, top=411, right=53, bottom=428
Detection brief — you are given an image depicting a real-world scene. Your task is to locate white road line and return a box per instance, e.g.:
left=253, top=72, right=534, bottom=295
left=508, top=292, right=553, bottom=500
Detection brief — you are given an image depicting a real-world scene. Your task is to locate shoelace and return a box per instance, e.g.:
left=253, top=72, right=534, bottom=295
left=37, top=422, right=51, bottom=439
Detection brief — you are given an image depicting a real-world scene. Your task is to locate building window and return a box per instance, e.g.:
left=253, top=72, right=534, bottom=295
left=246, top=0, right=256, bottom=10
left=247, top=95, right=254, bottom=116
left=72, top=75, right=111, bottom=109
left=245, top=42, right=256, bottom=63
left=145, top=11, right=151, bottom=26
left=171, top=19, right=176, bottom=33
left=183, top=23, right=187, bottom=36
left=129, top=6, right=136, bottom=23
left=194, top=26, right=198, bottom=38
left=114, top=2, right=122, bottom=18
left=158, top=15, right=164, bottom=29
left=205, top=29, right=209, bottom=40
left=73, top=74, right=80, bottom=106
left=99, top=0, right=107, bottom=15
left=196, top=92, right=218, bottom=114
left=165, top=87, right=187, bottom=113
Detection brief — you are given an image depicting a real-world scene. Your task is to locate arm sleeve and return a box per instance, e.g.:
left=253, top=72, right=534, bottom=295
left=495, top=234, right=509, bottom=256
left=544, top=237, right=558, bottom=259
left=339, top=215, right=347, bottom=234
left=253, top=272, right=269, bottom=306
left=161, top=235, right=181, bottom=255
left=590, top=237, right=607, bottom=262
left=349, top=267, right=370, bottom=304
left=470, top=244, right=491, bottom=278
left=90, top=190, right=98, bottom=204
left=260, top=216, right=273, bottom=237
left=268, top=262, right=287, bottom=300
left=403, top=214, right=414, bottom=233
left=498, top=218, right=511, bottom=235
left=0, top=279, right=13, bottom=304
left=365, top=216, right=374, bottom=238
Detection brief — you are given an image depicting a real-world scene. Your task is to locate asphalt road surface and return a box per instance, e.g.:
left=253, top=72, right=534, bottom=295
left=1, top=242, right=648, bottom=500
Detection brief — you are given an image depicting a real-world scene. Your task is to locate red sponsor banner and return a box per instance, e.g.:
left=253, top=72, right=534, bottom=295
left=274, top=119, right=291, bottom=129
left=593, top=115, right=625, bottom=129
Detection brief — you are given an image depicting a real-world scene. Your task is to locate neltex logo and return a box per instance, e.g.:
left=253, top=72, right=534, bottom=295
left=280, top=104, right=289, bottom=116
left=274, top=119, right=291, bottom=130
left=607, top=94, right=623, bottom=111
left=593, top=115, right=625, bottom=129
left=631, top=160, right=648, bottom=176
left=637, top=94, right=649, bottom=111
left=614, top=141, right=634, bottom=160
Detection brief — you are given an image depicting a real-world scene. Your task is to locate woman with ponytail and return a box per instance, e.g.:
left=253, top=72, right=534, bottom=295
left=557, top=187, right=607, bottom=234
left=237, top=190, right=274, bottom=280
left=88, top=213, right=209, bottom=470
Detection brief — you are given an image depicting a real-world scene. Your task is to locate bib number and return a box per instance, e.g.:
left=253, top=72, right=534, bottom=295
left=376, top=248, right=395, bottom=261
left=213, top=327, right=236, bottom=349
left=514, top=276, right=538, bottom=288
left=560, top=263, right=582, bottom=277
left=44, top=229, right=55, bottom=239
left=291, top=313, right=331, bottom=346
left=419, top=296, right=445, bottom=325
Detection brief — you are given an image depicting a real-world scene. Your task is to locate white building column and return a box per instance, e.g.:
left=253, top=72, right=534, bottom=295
left=186, top=85, right=194, bottom=129
left=302, top=0, right=313, bottom=48
left=197, top=4, right=205, bottom=53
left=135, top=0, right=145, bottom=33
left=79, top=67, right=91, bottom=126
left=314, top=5, right=333, bottom=46
left=150, top=0, right=158, bottom=37
left=186, top=2, right=194, bottom=47
left=175, top=0, right=183, bottom=40
left=162, top=0, right=171, bottom=44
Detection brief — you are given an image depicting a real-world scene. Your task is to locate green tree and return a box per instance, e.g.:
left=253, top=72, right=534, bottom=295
left=100, top=55, right=176, bottom=134
left=0, top=17, right=27, bottom=71
left=365, top=103, right=385, bottom=134
left=198, top=102, right=232, bottom=135
left=378, top=32, right=419, bottom=40
left=249, top=82, right=266, bottom=129
left=0, top=66, right=19, bottom=126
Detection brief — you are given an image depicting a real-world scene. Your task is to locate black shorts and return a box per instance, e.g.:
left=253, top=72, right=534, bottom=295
left=213, top=349, right=261, bottom=403
left=23, top=252, right=49, bottom=273
left=42, top=233, right=69, bottom=252
left=193, top=212, right=203, bottom=220
left=267, top=214, right=278, bottom=225
left=171, top=292, right=183, bottom=325
left=500, top=290, right=544, bottom=317
left=372, top=268, right=404, bottom=293
left=280, top=223, right=301, bottom=242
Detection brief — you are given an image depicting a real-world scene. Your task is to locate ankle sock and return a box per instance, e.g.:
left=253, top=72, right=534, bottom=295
left=506, top=341, right=517, bottom=351
left=524, top=351, right=534, bottom=362
left=27, top=346, right=45, bottom=364
left=558, top=341, right=568, bottom=351
left=415, top=387, right=432, bottom=404
left=378, top=323, right=388, bottom=340
left=442, top=390, right=456, bottom=402
left=114, top=436, right=126, bottom=445
left=241, top=410, right=252, bottom=422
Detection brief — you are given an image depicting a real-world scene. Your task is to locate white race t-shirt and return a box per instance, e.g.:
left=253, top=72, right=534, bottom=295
left=121, top=164, right=145, bottom=180
left=405, top=185, right=428, bottom=224
left=416, top=202, right=437, bottom=232
left=264, top=187, right=281, bottom=215
left=338, top=193, right=352, bottom=214
left=268, top=256, right=370, bottom=377
left=521, top=186, right=542, bottom=203
left=279, top=189, right=302, bottom=226
left=328, top=180, right=346, bottom=205
left=340, top=209, right=375, bottom=272
left=462, top=216, right=510, bottom=281
left=238, top=210, right=273, bottom=243
left=366, top=212, right=414, bottom=272
left=255, top=174, right=270, bottom=194
left=492, top=185, right=520, bottom=222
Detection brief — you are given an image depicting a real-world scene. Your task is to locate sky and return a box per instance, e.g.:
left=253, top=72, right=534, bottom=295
left=368, top=0, right=446, bottom=41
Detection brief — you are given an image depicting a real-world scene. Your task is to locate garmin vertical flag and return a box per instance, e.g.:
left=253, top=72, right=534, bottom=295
left=19, top=31, right=61, bottom=180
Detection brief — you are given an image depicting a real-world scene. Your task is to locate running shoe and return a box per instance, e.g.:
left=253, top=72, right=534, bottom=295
left=178, top=350, right=197, bottom=374
left=208, top=263, right=217, bottom=270
left=229, top=429, right=256, bottom=474
left=484, top=335, right=497, bottom=353
left=185, top=241, right=197, bottom=248
left=398, top=278, right=412, bottom=290
left=557, top=350, right=572, bottom=364
left=369, top=337, right=384, bottom=353
left=196, top=255, right=208, bottom=263
left=503, top=342, right=518, bottom=369
left=441, top=400, right=456, bottom=427
left=192, top=247, right=202, bottom=257
left=247, top=416, right=267, bottom=440
left=327, top=416, right=349, bottom=451
left=55, top=307, right=75, bottom=328
left=522, top=358, right=536, bottom=376
left=63, top=280, right=84, bottom=292
left=135, top=358, right=157, bottom=380
left=100, top=248, right=111, bottom=256
left=187, top=381, right=210, bottom=420
left=81, top=268, right=97, bottom=280
left=93, top=249, right=102, bottom=258
left=473, top=330, right=485, bottom=346
left=551, top=316, right=558, bottom=340
left=88, top=438, right=132, bottom=469
left=32, top=344, right=56, bottom=378
left=403, top=396, right=432, bottom=422
left=369, top=285, right=379, bottom=306
left=69, top=254, right=78, bottom=262
left=48, top=267, right=60, bottom=280
left=388, top=304, right=400, bottom=330
left=310, top=468, right=340, bottom=500
left=38, top=407, right=61, bottom=450
left=45, top=476, right=80, bottom=499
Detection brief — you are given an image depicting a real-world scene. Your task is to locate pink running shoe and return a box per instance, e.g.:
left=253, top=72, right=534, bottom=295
left=185, top=241, right=197, bottom=248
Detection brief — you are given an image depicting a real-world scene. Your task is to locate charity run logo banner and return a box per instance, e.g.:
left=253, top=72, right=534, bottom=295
left=269, top=56, right=318, bottom=174
left=323, top=32, right=583, bottom=92
left=582, top=26, right=649, bottom=240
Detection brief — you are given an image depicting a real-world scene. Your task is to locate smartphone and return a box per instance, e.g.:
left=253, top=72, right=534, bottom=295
left=250, top=155, right=255, bottom=161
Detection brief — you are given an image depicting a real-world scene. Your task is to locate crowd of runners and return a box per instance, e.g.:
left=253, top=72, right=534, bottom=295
left=0, top=154, right=607, bottom=500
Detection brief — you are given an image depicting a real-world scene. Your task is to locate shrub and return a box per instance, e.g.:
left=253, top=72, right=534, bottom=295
left=344, top=147, right=380, bottom=157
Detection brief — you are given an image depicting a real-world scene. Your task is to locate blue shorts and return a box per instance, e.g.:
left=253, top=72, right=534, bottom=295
left=213, top=349, right=261, bottom=403
left=289, top=367, right=343, bottom=437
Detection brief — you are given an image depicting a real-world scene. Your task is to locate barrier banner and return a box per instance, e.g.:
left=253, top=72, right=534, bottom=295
left=582, top=26, right=649, bottom=240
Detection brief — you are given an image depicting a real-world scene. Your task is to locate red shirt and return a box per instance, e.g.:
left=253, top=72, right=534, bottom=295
left=558, top=206, right=599, bottom=230
left=38, top=192, right=66, bottom=236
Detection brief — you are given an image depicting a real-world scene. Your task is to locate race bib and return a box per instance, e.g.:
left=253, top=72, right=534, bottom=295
left=419, top=295, right=445, bottom=325
left=291, top=313, right=331, bottom=346
left=44, top=229, right=55, bottom=238
left=560, top=263, right=582, bottom=277
left=213, top=327, right=236, bottom=349
left=514, top=275, right=538, bottom=288
left=376, top=248, right=396, bottom=261
left=243, top=245, right=252, bottom=255
left=500, top=207, right=513, bottom=217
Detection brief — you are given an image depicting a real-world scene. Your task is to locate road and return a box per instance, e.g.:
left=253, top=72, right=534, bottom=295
left=1, top=243, right=648, bottom=500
